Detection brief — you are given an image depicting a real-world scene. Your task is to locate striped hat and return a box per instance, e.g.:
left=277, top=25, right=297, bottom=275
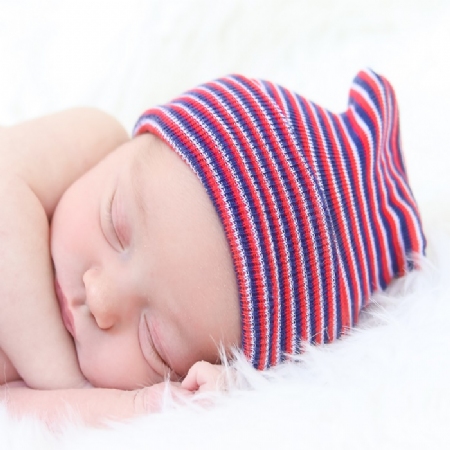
left=133, top=68, right=426, bottom=370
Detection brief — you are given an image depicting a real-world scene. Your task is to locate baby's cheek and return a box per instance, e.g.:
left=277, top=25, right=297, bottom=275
left=76, top=341, right=153, bottom=390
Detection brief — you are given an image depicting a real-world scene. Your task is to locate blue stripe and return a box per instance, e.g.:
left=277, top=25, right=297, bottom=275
left=258, top=80, right=303, bottom=352
left=331, top=113, right=368, bottom=322
left=278, top=87, right=332, bottom=345
left=382, top=84, right=420, bottom=264
left=224, top=77, right=298, bottom=365
left=252, top=79, right=331, bottom=350
left=313, top=105, right=360, bottom=338
left=351, top=81, right=398, bottom=289
left=342, top=103, right=384, bottom=292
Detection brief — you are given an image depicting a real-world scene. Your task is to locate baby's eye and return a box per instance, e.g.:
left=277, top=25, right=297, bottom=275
left=139, top=315, right=174, bottom=380
left=105, top=190, right=124, bottom=251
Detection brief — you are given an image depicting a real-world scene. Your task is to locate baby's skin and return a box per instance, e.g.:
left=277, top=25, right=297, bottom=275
left=0, top=109, right=239, bottom=425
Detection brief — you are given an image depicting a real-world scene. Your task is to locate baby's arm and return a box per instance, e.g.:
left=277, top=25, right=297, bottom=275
left=0, top=109, right=129, bottom=388
left=2, top=362, right=226, bottom=426
left=2, top=382, right=192, bottom=426
left=0, top=173, right=84, bottom=388
left=1, top=381, right=190, bottom=426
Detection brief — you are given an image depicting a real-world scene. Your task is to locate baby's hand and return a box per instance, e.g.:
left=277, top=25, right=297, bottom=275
left=181, top=361, right=229, bottom=393
left=134, top=362, right=231, bottom=415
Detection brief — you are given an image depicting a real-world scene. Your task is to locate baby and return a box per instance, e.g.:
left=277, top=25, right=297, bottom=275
left=0, top=68, right=425, bottom=424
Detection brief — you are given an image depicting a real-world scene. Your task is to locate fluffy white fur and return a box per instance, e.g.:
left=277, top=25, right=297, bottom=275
left=1, top=0, right=450, bottom=447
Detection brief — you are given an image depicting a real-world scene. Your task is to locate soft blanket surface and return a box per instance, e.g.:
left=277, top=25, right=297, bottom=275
left=1, top=0, right=450, bottom=448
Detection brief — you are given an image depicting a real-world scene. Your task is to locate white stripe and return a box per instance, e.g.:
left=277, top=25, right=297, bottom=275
left=323, top=109, right=366, bottom=329
left=336, top=113, right=371, bottom=320
left=343, top=102, right=380, bottom=305
left=271, top=82, right=307, bottom=353
left=292, top=96, right=331, bottom=342
left=370, top=72, right=425, bottom=259
left=352, top=83, right=395, bottom=289
left=353, top=83, right=394, bottom=285
left=213, top=78, right=285, bottom=366
left=223, top=76, right=319, bottom=360
left=369, top=74, right=406, bottom=273
left=252, top=79, right=330, bottom=347
left=303, top=101, right=342, bottom=341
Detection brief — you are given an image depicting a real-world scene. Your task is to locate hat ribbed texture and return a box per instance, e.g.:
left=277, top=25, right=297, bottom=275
left=133, top=69, right=426, bottom=370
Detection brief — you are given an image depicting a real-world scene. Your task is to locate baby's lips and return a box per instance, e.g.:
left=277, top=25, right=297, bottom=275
left=54, top=277, right=76, bottom=338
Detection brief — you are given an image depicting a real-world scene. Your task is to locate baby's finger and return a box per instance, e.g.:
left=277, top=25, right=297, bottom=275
left=181, top=361, right=223, bottom=392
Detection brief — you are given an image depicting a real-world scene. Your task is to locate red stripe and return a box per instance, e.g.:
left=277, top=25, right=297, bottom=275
left=383, top=77, right=422, bottom=256
left=281, top=88, right=321, bottom=343
left=374, top=77, right=406, bottom=276
left=192, top=83, right=286, bottom=367
left=345, top=109, right=378, bottom=303
left=250, top=82, right=335, bottom=347
left=301, top=101, right=337, bottom=341
left=348, top=89, right=391, bottom=289
left=334, top=115, right=371, bottom=304
left=338, top=266, right=350, bottom=330
left=319, top=108, right=363, bottom=331
left=225, top=78, right=291, bottom=365
left=279, top=89, right=335, bottom=344
left=358, top=72, right=404, bottom=283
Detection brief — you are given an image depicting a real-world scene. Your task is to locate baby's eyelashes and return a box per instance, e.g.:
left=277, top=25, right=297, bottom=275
left=109, top=186, right=131, bottom=250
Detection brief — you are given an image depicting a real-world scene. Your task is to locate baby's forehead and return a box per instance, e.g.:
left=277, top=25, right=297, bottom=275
left=123, top=132, right=209, bottom=209
left=128, top=133, right=156, bottom=163
left=122, top=135, right=157, bottom=220
left=122, top=133, right=161, bottom=187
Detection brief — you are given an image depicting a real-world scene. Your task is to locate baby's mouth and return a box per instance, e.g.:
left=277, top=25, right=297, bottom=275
left=54, top=277, right=76, bottom=339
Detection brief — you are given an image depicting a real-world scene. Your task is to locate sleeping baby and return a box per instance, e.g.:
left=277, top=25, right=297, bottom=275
left=0, top=68, right=425, bottom=424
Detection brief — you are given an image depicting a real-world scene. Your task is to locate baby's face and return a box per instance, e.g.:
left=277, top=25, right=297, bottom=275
left=51, top=134, right=240, bottom=389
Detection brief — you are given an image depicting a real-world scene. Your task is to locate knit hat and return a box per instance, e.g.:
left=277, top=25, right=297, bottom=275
left=133, top=68, right=426, bottom=370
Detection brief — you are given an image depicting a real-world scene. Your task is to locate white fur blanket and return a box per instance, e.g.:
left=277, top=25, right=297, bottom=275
left=1, top=1, right=450, bottom=448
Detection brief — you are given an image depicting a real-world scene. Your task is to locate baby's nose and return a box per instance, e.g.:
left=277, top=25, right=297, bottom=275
left=83, top=267, right=118, bottom=330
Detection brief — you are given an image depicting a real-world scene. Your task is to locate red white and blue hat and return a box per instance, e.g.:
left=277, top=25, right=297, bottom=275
left=134, top=68, right=426, bottom=370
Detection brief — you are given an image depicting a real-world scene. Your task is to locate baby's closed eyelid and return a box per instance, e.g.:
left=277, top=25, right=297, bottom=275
left=138, top=314, right=171, bottom=380
left=100, top=187, right=121, bottom=253
left=145, top=317, right=173, bottom=371
left=111, top=187, right=131, bottom=249
left=99, top=188, right=117, bottom=250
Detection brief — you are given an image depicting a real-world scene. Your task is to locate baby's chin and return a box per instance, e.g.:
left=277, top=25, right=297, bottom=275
left=76, top=351, right=110, bottom=389
left=78, top=360, right=120, bottom=389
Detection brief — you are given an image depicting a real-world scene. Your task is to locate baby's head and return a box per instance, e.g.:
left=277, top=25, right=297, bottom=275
left=51, top=132, right=240, bottom=389
left=51, top=68, right=425, bottom=389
